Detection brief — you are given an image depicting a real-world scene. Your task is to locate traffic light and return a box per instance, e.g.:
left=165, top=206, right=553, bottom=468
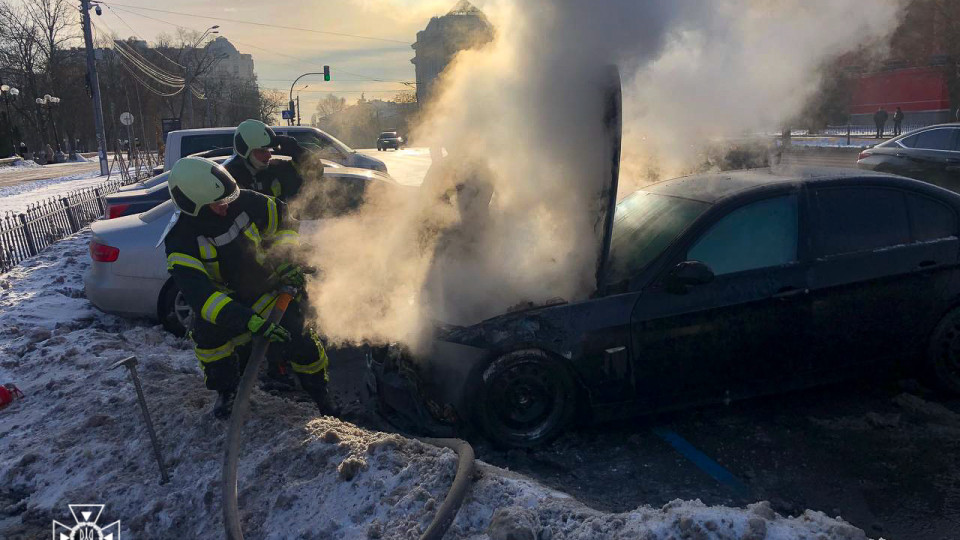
left=323, top=65, right=330, bottom=81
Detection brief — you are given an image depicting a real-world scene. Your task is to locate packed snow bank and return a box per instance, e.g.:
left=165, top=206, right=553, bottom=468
left=0, top=159, right=42, bottom=172
left=0, top=231, right=874, bottom=539
left=0, top=171, right=103, bottom=215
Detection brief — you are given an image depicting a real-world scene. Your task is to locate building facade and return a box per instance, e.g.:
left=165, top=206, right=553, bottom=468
left=205, top=37, right=256, bottom=84
left=411, top=0, right=494, bottom=105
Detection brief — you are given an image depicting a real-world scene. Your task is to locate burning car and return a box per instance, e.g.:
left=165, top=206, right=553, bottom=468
left=368, top=71, right=960, bottom=448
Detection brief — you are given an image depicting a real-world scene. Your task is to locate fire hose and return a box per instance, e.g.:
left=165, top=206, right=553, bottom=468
left=221, top=287, right=475, bottom=540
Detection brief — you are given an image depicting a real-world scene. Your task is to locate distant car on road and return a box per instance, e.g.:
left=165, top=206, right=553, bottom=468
left=85, top=167, right=414, bottom=335
left=857, top=123, right=960, bottom=190
left=377, top=131, right=404, bottom=151
left=163, top=126, right=387, bottom=173
left=371, top=167, right=960, bottom=448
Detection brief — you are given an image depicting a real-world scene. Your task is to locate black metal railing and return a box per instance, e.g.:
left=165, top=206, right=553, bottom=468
left=0, top=177, right=132, bottom=273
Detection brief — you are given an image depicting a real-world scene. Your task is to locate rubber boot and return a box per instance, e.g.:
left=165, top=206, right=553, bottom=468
left=304, top=379, right=340, bottom=417
left=213, top=389, right=237, bottom=419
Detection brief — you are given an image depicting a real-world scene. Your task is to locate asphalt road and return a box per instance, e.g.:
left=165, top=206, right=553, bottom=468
left=776, top=147, right=861, bottom=169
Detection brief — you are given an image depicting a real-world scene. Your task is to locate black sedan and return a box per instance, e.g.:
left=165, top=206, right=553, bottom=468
left=858, top=123, right=960, bottom=190
left=370, top=167, right=960, bottom=448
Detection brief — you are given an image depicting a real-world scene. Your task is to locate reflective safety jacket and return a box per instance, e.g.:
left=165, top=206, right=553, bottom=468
left=224, top=154, right=304, bottom=203
left=164, top=189, right=300, bottom=334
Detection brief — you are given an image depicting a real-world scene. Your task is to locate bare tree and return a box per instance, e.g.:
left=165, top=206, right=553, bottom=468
left=258, top=89, right=285, bottom=124
left=393, top=90, right=417, bottom=104
left=315, top=93, right=347, bottom=118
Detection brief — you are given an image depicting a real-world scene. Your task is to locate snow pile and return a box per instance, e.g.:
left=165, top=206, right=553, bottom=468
left=0, top=159, right=42, bottom=172
left=0, top=231, right=874, bottom=539
left=0, top=171, right=103, bottom=215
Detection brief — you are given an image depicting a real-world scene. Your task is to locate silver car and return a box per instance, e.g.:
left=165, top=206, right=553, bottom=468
left=84, top=166, right=407, bottom=335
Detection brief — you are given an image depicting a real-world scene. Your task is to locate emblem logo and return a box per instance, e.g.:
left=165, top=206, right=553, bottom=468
left=52, top=504, right=120, bottom=540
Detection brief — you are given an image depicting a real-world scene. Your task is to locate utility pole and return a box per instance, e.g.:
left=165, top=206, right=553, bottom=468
left=296, top=96, right=301, bottom=126
left=81, top=0, right=109, bottom=176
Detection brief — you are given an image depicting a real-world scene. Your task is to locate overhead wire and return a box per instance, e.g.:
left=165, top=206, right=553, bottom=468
left=95, top=16, right=186, bottom=86
left=103, top=2, right=412, bottom=45
left=92, top=19, right=187, bottom=97
left=104, top=3, right=185, bottom=69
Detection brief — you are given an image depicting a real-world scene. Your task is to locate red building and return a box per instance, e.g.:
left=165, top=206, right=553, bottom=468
left=849, top=67, right=952, bottom=126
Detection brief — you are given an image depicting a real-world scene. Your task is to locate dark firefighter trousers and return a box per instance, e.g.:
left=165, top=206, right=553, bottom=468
left=190, top=297, right=329, bottom=399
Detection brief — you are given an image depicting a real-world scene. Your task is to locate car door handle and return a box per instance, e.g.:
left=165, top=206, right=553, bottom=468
left=772, top=287, right=808, bottom=299
left=917, top=260, right=939, bottom=269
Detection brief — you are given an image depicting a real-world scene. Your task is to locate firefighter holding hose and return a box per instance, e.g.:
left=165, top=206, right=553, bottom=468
left=162, top=156, right=333, bottom=418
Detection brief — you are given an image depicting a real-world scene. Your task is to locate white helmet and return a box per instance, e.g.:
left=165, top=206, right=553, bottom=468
left=168, top=157, right=240, bottom=216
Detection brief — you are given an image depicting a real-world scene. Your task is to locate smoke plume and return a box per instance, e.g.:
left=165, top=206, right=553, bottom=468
left=303, top=0, right=903, bottom=348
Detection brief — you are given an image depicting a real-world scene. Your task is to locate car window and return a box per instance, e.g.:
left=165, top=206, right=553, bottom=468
left=687, top=194, right=798, bottom=276
left=606, top=191, right=710, bottom=284
left=912, top=128, right=956, bottom=151
left=284, top=131, right=349, bottom=162
left=908, top=193, right=957, bottom=241
left=180, top=134, right=234, bottom=157
left=816, top=187, right=910, bottom=257
left=898, top=134, right=917, bottom=148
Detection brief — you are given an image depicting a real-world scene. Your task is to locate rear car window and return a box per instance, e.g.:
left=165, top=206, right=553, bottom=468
left=908, top=194, right=957, bottom=241
left=180, top=134, right=234, bottom=157
left=912, top=128, right=956, bottom=151
left=688, top=195, right=798, bottom=275
left=898, top=134, right=917, bottom=148
left=815, top=187, right=910, bottom=256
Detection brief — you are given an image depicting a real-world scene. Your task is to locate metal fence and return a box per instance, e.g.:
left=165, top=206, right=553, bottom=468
left=0, top=177, right=131, bottom=274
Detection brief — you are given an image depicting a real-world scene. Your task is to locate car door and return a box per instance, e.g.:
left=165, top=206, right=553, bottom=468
left=631, top=191, right=812, bottom=407
left=806, top=185, right=960, bottom=374
left=898, top=128, right=960, bottom=188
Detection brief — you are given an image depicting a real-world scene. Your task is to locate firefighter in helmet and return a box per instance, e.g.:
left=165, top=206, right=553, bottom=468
left=224, top=119, right=312, bottom=203
left=162, top=156, right=331, bottom=418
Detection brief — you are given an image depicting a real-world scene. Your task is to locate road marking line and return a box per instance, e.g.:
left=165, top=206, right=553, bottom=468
left=652, top=427, right=753, bottom=500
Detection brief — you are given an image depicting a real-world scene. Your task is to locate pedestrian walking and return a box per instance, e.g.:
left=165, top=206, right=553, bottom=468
left=75, top=138, right=82, bottom=153
left=893, top=107, right=904, bottom=136
left=874, top=107, right=889, bottom=139
left=17, top=141, right=27, bottom=158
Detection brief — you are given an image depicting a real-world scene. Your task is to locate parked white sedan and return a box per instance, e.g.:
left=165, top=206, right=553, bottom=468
left=84, top=166, right=410, bottom=335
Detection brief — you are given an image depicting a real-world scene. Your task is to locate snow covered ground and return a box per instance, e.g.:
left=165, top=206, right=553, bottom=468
left=0, top=170, right=105, bottom=215
left=0, top=229, right=878, bottom=539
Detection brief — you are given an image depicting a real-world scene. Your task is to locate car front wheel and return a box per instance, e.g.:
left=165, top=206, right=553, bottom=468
left=475, top=349, right=577, bottom=448
left=159, top=279, right=193, bottom=337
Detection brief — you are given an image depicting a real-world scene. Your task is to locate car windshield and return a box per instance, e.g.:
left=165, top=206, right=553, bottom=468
left=606, top=191, right=710, bottom=284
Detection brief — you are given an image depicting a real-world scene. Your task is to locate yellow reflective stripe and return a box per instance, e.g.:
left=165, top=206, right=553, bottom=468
left=251, top=291, right=279, bottom=316
left=243, top=224, right=267, bottom=264
left=291, top=330, right=329, bottom=375
left=272, top=229, right=300, bottom=247
left=266, top=197, right=279, bottom=237
left=200, top=291, right=233, bottom=324
left=167, top=253, right=207, bottom=274
left=207, top=262, right=224, bottom=283
left=194, top=333, right=252, bottom=364
left=198, top=243, right=216, bottom=259
left=271, top=180, right=282, bottom=198
left=291, top=354, right=329, bottom=375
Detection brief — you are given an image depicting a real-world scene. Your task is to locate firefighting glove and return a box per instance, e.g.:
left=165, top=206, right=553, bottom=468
left=275, top=262, right=306, bottom=288
left=247, top=314, right=291, bottom=343
left=273, top=135, right=305, bottom=161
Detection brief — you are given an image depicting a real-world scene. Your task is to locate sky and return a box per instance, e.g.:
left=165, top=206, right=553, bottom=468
left=60, top=0, right=473, bottom=115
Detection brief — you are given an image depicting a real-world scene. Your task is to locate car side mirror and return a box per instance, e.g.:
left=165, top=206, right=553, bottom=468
left=665, top=261, right=715, bottom=294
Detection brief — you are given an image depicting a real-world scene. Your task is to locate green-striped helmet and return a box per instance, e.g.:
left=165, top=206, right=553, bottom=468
left=234, top=119, right=276, bottom=159
left=168, top=156, right=240, bottom=216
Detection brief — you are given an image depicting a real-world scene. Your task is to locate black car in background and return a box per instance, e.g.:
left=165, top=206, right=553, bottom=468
left=858, top=123, right=960, bottom=190
left=377, top=131, right=404, bottom=151
left=371, top=168, right=960, bottom=448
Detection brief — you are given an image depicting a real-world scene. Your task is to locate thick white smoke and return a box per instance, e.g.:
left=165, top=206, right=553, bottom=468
left=305, top=0, right=903, bottom=348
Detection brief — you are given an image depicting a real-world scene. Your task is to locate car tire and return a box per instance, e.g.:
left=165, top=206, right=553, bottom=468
left=159, top=279, right=193, bottom=337
left=475, top=349, right=578, bottom=448
left=927, top=306, right=960, bottom=394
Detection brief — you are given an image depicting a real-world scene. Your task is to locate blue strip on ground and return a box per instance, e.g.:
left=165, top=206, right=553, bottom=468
left=651, top=426, right=753, bottom=499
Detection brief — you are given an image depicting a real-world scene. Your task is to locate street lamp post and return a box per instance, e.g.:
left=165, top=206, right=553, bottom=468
left=0, top=84, right=20, bottom=158
left=184, top=26, right=219, bottom=128
left=289, top=68, right=330, bottom=126
left=36, top=95, right=64, bottom=162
